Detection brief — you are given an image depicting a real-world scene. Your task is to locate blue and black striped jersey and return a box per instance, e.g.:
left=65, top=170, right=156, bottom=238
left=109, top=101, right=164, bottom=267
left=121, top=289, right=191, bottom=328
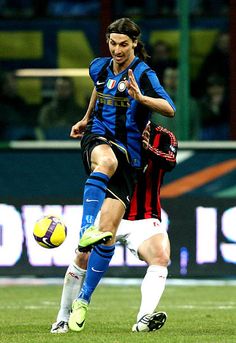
left=86, top=56, right=176, bottom=168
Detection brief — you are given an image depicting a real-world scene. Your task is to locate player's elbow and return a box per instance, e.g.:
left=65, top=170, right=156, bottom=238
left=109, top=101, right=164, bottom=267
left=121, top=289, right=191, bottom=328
left=162, top=106, right=175, bottom=118
left=168, top=107, right=175, bottom=117
left=160, top=100, right=175, bottom=117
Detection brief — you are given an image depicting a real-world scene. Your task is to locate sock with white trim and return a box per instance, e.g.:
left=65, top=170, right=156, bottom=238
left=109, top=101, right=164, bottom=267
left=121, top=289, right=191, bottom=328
left=56, top=262, right=86, bottom=322
left=137, top=265, right=168, bottom=321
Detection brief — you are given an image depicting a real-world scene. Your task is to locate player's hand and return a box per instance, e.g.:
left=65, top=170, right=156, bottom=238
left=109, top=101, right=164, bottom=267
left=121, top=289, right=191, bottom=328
left=70, top=119, right=88, bottom=139
left=142, top=121, right=151, bottom=149
left=125, top=69, right=143, bottom=102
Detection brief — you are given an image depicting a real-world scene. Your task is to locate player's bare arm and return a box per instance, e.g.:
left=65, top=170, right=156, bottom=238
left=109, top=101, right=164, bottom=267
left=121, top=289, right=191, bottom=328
left=126, top=69, right=175, bottom=117
left=70, top=87, right=97, bottom=138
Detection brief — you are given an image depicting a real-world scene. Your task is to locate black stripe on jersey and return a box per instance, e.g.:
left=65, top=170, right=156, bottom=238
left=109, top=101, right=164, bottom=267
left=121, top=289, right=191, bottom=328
left=113, top=59, right=143, bottom=145
left=140, top=71, right=165, bottom=99
left=150, top=164, right=164, bottom=220
left=137, top=169, right=147, bottom=219
left=126, top=168, right=147, bottom=220
left=95, top=60, right=111, bottom=122
left=113, top=72, right=129, bottom=145
left=130, top=58, right=141, bottom=72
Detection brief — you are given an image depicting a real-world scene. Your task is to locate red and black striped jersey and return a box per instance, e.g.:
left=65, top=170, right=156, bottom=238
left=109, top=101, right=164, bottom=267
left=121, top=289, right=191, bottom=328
left=124, top=159, right=165, bottom=221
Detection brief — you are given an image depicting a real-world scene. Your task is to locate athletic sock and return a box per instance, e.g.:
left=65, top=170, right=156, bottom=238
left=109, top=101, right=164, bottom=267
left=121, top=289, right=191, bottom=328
left=78, top=244, right=115, bottom=303
left=56, top=262, right=86, bottom=322
left=137, top=265, right=168, bottom=321
left=80, top=171, right=110, bottom=236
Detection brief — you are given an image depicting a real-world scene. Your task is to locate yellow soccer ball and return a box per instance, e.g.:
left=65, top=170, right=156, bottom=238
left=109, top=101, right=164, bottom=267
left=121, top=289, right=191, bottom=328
left=33, top=215, right=67, bottom=248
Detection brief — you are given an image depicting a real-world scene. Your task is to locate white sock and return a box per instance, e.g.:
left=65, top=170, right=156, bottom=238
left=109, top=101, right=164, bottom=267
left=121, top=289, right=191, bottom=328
left=56, top=262, right=86, bottom=322
left=137, top=265, right=168, bottom=322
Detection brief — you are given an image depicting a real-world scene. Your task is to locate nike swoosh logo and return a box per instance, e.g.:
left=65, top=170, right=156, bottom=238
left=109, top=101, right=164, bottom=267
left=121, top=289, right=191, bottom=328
left=76, top=320, right=85, bottom=328
left=96, top=81, right=105, bottom=85
left=92, top=267, right=104, bottom=273
left=86, top=199, right=99, bottom=202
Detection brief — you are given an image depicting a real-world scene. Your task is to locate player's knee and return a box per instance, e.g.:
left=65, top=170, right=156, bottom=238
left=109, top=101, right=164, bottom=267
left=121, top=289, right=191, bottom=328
left=139, top=234, right=170, bottom=266
left=97, top=155, right=118, bottom=175
left=143, top=244, right=170, bottom=266
left=155, top=251, right=170, bottom=267
left=145, top=246, right=169, bottom=266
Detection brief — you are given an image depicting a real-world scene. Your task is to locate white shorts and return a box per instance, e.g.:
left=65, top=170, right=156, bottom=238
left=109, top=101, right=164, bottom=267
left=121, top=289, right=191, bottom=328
left=116, top=218, right=167, bottom=259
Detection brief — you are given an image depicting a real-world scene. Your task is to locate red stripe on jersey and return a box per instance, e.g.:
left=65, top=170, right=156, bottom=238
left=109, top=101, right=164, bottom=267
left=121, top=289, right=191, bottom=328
left=127, top=184, right=138, bottom=220
left=144, top=160, right=164, bottom=219
left=152, top=132, right=161, bottom=148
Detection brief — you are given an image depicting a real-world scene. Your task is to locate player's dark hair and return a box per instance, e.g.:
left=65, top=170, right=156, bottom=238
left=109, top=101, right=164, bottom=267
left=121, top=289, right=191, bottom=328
left=106, top=17, right=149, bottom=61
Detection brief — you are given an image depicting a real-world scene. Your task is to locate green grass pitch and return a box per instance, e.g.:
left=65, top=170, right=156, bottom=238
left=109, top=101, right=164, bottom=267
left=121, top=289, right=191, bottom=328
left=0, top=282, right=235, bottom=343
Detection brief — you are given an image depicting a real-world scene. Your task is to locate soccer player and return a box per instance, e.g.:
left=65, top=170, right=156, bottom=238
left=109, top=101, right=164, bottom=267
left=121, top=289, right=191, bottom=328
left=66, top=17, right=176, bottom=332
left=51, top=122, right=178, bottom=333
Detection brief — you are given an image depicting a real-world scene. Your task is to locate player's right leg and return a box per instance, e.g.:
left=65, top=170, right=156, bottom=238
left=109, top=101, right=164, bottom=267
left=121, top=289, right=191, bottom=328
left=78, top=142, right=118, bottom=251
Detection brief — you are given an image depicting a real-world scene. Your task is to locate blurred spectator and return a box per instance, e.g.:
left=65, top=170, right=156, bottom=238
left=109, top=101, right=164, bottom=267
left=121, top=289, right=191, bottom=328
left=196, top=0, right=229, bottom=16
left=0, top=0, right=229, bottom=18
left=149, top=40, right=177, bottom=84
left=47, top=0, right=99, bottom=17
left=156, top=0, right=177, bottom=16
left=0, top=71, right=35, bottom=140
left=151, top=67, right=201, bottom=140
left=38, top=77, right=84, bottom=139
left=193, top=31, right=230, bottom=98
left=155, top=0, right=229, bottom=16
left=198, top=75, right=230, bottom=140
left=0, top=0, right=34, bottom=17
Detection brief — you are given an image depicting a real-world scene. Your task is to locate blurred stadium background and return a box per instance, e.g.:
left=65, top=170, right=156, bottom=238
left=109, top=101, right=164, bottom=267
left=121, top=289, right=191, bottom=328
left=0, top=0, right=236, bottom=281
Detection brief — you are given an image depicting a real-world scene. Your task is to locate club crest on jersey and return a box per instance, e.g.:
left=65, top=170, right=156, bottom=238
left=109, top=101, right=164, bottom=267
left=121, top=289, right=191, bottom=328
left=107, top=79, right=116, bottom=89
left=118, top=81, right=126, bottom=92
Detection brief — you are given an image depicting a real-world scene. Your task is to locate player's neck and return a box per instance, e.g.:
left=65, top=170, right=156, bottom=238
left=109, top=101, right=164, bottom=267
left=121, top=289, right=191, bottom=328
left=112, top=56, right=136, bottom=75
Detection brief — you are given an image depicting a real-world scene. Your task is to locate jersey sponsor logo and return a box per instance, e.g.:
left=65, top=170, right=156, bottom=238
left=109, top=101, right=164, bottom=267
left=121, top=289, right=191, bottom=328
left=97, top=92, right=129, bottom=107
left=86, top=199, right=99, bottom=202
left=107, top=79, right=116, bottom=89
left=118, top=81, right=126, bottom=92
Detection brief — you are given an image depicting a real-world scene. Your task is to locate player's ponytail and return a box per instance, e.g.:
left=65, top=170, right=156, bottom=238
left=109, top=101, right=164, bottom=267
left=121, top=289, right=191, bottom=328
left=106, top=17, right=149, bottom=61
left=135, top=40, right=149, bottom=61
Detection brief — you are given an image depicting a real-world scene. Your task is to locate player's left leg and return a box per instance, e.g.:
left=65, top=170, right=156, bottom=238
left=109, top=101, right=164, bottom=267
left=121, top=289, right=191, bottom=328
left=135, top=231, right=170, bottom=321
left=69, top=197, right=125, bottom=332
